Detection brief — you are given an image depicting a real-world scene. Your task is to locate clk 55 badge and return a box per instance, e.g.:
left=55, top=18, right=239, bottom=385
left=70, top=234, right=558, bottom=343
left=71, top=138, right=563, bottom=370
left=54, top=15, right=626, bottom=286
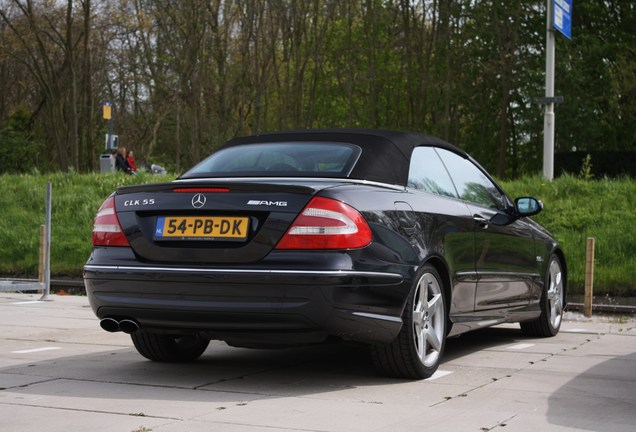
left=124, top=199, right=155, bottom=207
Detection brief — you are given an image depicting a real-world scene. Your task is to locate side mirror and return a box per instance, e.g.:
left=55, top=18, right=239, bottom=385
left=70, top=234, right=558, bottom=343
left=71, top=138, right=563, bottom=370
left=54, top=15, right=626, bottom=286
left=515, top=197, right=543, bottom=217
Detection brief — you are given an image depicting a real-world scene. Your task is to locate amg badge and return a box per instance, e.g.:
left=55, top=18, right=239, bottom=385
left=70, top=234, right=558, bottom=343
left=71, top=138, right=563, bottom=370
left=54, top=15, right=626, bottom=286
left=247, top=200, right=287, bottom=207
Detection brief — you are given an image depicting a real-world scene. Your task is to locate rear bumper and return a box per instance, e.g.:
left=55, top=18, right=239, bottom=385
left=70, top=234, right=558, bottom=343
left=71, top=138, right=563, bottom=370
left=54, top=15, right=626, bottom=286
left=83, top=264, right=408, bottom=345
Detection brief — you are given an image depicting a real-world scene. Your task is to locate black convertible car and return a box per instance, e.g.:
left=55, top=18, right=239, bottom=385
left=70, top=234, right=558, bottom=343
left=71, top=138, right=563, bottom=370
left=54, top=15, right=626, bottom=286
left=84, top=129, right=566, bottom=379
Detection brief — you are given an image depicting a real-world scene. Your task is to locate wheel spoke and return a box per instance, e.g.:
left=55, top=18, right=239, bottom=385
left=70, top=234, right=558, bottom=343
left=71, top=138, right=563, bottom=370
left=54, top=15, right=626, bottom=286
left=418, top=280, right=428, bottom=307
left=427, top=323, right=442, bottom=351
left=416, top=328, right=425, bottom=358
left=428, top=293, right=442, bottom=315
left=413, top=310, right=424, bottom=325
left=555, top=299, right=563, bottom=316
left=412, top=282, right=425, bottom=358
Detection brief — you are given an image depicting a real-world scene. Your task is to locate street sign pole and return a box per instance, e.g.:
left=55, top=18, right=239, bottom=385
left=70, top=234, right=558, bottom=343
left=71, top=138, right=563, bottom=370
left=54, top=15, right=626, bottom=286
left=103, top=102, right=113, bottom=151
left=108, top=117, right=114, bottom=150
left=543, top=0, right=572, bottom=180
left=543, top=0, right=556, bottom=180
left=39, top=182, right=52, bottom=301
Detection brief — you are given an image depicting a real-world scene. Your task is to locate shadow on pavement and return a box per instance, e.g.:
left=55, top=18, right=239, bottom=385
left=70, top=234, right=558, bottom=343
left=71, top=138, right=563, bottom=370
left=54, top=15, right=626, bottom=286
left=443, top=325, right=527, bottom=362
left=1, top=325, right=527, bottom=402
left=546, top=352, right=636, bottom=431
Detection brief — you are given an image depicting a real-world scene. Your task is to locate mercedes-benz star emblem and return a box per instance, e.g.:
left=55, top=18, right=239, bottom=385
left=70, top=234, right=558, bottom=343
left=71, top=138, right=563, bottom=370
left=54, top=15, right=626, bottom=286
left=191, top=193, right=206, bottom=209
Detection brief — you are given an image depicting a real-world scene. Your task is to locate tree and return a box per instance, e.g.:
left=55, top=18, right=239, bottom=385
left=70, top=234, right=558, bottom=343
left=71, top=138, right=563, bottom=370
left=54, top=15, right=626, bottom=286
left=1, top=0, right=634, bottom=176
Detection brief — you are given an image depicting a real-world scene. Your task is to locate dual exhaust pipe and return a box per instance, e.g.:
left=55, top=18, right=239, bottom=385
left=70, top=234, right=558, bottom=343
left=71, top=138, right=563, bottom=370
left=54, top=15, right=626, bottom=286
left=100, top=317, right=140, bottom=334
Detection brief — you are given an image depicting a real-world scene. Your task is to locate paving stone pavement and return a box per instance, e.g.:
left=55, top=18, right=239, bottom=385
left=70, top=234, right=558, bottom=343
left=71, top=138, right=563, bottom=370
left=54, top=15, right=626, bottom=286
left=1, top=293, right=634, bottom=432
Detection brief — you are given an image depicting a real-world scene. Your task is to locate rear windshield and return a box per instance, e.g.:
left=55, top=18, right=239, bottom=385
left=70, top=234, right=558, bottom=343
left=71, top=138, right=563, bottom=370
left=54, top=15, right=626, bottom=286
left=181, top=142, right=361, bottom=178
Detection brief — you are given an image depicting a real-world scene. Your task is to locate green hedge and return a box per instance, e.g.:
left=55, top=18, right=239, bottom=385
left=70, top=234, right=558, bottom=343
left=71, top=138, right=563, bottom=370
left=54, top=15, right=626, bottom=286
left=0, top=172, right=172, bottom=277
left=0, top=173, right=634, bottom=296
left=500, top=175, right=635, bottom=296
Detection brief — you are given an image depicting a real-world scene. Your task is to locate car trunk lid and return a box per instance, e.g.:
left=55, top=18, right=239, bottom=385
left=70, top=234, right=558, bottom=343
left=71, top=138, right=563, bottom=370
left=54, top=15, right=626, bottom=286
left=111, top=180, right=339, bottom=263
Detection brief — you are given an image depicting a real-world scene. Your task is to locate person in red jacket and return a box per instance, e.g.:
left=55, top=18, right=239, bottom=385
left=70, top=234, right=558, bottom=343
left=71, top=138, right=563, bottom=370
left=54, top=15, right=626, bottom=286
left=126, top=150, right=138, bottom=172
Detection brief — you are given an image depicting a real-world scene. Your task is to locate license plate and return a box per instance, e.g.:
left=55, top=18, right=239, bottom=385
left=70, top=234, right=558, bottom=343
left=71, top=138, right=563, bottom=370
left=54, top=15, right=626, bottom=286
left=155, top=216, right=249, bottom=241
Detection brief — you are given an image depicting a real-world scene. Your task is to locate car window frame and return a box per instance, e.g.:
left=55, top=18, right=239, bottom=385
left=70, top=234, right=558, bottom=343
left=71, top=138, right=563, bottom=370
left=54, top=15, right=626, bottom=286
left=433, top=148, right=512, bottom=211
left=406, top=146, right=460, bottom=199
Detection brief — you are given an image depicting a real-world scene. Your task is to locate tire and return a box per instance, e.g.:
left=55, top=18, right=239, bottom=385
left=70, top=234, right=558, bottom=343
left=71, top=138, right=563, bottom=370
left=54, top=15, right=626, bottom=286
left=371, top=264, right=447, bottom=379
left=131, top=332, right=210, bottom=362
left=520, top=255, right=565, bottom=337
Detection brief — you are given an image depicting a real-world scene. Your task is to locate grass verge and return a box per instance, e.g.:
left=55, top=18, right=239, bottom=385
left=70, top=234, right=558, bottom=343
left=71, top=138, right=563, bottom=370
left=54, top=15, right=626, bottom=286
left=0, top=172, right=172, bottom=277
left=0, top=172, right=634, bottom=296
left=501, top=175, right=635, bottom=296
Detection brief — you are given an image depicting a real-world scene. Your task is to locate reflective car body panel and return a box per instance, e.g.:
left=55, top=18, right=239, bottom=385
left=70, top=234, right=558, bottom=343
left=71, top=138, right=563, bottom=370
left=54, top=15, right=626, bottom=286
left=84, top=129, right=566, bottom=349
left=470, top=203, right=540, bottom=310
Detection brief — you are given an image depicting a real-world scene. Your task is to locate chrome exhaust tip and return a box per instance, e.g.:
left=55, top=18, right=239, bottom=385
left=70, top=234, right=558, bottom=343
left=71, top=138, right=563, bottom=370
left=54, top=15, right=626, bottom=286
left=118, top=319, right=140, bottom=334
left=100, top=317, right=120, bottom=333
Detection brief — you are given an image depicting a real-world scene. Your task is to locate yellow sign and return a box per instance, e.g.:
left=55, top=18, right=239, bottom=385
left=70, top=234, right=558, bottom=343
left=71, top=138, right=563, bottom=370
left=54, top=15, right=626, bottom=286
left=103, top=103, right=112, bottom=120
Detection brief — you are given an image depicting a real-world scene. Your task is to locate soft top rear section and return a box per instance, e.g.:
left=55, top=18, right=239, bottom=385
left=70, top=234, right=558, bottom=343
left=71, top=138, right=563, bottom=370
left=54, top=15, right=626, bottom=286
left=180, top=128, right=467, bottom=187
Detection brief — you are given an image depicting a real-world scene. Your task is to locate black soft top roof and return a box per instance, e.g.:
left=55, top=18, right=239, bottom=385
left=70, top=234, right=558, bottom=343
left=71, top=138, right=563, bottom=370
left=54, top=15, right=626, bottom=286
left=222, top=129, right=467, bottom=186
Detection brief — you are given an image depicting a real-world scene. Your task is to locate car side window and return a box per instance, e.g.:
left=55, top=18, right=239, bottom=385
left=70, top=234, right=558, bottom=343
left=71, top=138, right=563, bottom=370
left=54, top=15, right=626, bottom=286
left=407, top=147, right=458, bottom=198
left=435, top=149, right=506, bottom=210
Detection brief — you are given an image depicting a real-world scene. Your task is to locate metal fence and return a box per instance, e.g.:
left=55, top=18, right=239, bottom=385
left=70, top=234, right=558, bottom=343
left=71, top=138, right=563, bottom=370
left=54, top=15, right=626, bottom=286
left=0, top=279, right=45, bottom=293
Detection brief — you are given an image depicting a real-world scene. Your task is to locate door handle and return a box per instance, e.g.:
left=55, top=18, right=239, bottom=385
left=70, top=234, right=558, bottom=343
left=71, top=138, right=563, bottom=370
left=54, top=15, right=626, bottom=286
left=473, top=215, right=489, bottom=229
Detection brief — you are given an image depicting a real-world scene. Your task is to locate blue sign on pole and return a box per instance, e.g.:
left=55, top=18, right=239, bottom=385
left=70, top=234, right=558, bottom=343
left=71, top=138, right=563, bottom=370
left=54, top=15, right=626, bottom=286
left=553, top=0, right=572, bottom=39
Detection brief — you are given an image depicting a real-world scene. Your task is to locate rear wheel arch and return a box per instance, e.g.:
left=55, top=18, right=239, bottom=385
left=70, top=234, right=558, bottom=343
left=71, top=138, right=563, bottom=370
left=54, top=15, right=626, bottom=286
left=371, top=261, right=448, bottom=379
left=521, top=252, right=565, bottom=337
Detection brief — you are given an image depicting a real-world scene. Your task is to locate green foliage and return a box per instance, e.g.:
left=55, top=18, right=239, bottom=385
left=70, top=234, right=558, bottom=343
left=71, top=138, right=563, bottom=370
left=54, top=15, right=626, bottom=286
left=459, top=0, right=546, bottom=178
left=501, top=175, right=636, bottom=296
left=0, top=129, right=45, bottom=173
left=1, top=173, right=634, bottom=297
left=579, top=154, right=593, bottom=180
left=556, top=1, right=636, bottom=154
left=0, top=107, right=48, bottom=174
left=2, top=1, right=635, bottom=176
left=7, top=106, right=30, bottom=132
left=0, top=172, right=173, bottom=276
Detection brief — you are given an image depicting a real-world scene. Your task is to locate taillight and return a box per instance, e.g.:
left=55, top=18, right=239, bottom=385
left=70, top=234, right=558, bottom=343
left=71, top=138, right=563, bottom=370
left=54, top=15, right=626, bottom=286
left=275, top=196, right=372, bottom=250
left=92, top=196, right=130, bottom=247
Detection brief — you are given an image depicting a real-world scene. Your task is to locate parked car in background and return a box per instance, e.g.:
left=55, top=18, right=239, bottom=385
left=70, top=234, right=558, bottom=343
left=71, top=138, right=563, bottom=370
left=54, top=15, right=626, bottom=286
left=84, top=129, right=566, bottom=379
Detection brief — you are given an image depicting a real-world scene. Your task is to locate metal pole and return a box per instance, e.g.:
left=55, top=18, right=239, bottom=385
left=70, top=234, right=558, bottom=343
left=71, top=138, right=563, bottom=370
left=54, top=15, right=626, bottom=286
left=38, top=224, right=45, bottom=284
left=39, top=182, right=52, bottom=301
left=108, top=116, right=114, bottom=150
left=543, top=0, right=556, bottom=180
left=584, top=237, right=595, bottom=318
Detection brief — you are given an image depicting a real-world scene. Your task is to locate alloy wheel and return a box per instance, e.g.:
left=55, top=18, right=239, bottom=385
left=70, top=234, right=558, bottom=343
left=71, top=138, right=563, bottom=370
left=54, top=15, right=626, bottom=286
left=547, top=258, right=564, bottom=330
left=412, top=272, right=445, bottom=368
